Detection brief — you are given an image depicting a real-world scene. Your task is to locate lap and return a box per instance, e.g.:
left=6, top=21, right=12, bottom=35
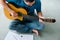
left=9, top=20, right=44, bottom=33
left=26, top=21, right=44, bottom=30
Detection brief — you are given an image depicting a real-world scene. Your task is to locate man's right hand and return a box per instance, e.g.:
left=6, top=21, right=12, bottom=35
left=9, top=10, right=18, bottom=17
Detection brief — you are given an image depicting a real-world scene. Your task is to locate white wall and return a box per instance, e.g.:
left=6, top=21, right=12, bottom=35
left=0, top=0, right=60, bottom=40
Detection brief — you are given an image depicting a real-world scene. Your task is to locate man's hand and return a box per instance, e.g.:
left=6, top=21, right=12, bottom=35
left=39, top=17, right=45, bottom=23
left=9, top=10, right=18, bottom=17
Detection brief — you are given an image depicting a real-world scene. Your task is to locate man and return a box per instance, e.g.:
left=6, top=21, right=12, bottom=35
left=1, top=0, right=44, bottom=40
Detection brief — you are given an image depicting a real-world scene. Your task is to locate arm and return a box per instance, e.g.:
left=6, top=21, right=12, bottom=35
left=36, top=1, right=44, bottom=23
left=37, top=12, right=44, bottom=18
left=0, top=0, right=12, bottom=11
left=0, top=0, right=18, bottom=17
left=37, top=12, right=44, bottom=23
left=38, top=12, right=43, bottom=18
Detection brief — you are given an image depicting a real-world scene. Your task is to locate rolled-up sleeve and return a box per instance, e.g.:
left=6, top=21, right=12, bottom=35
left=36, top=1, right=41, bottom=13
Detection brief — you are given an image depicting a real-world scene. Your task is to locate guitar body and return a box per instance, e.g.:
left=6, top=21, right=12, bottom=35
left=4, top=3, right=27, bottom=21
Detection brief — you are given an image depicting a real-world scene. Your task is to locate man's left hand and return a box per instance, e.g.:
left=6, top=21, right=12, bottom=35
left=39, top=17, right=45, bottom=23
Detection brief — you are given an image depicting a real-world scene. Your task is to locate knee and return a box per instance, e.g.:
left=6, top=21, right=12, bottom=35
left=39, top=23, right=45, bottom=30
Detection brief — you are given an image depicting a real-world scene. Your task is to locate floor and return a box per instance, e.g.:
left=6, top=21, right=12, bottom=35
left=0, top=0, right=60, bottom=40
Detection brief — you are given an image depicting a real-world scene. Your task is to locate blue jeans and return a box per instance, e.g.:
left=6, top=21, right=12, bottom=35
left=9, top=19, right=44, bottom=33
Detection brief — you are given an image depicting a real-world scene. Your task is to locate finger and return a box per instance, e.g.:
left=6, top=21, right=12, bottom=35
left=39, top=19, right=44, bottom=23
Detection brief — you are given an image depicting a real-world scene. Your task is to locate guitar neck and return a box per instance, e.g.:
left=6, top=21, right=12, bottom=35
left=18, top=13, right=56, bottom=23
left=39, top=18, right=56, bottom=23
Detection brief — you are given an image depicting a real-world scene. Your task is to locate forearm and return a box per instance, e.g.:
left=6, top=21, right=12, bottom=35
left=0, top=0, right=12, bottom=11
left=37, top=12, right=44, bottom=18
left=37, top=12, right=45, bottom=23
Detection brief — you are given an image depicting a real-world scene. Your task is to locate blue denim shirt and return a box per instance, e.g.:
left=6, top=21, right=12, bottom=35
left=6, top=0, right=41, bottom=16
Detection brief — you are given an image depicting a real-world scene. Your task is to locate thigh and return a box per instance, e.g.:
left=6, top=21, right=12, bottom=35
left=9, top=20, right=32, bottom=33
left=26, top=21, right=44, bottom=30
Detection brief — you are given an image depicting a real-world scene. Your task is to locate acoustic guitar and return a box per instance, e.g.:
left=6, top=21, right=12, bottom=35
left=4, top=3, right=56, bottom=23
